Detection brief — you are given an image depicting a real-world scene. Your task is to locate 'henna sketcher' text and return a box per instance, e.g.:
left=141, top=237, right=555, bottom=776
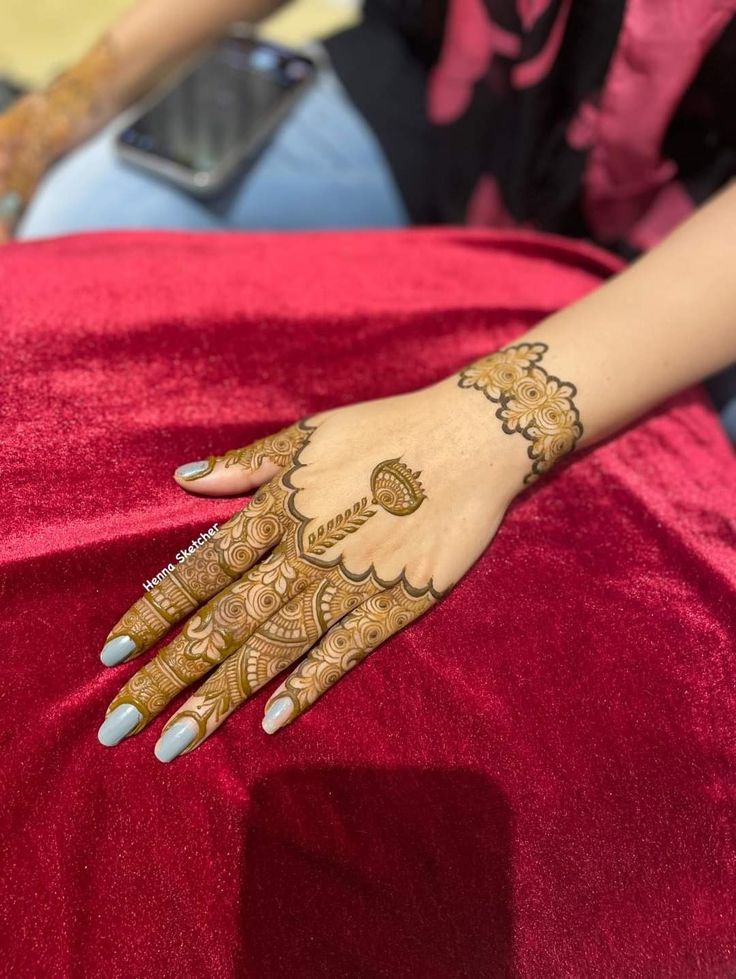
left=142, top=523, right=220, bottom=591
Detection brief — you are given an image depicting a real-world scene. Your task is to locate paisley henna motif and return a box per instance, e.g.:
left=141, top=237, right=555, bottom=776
left=370, top=459, right=426, bottom=515
left=459, top=343, right=583, bottom=483
left=302, top=460, right=425, bottom=557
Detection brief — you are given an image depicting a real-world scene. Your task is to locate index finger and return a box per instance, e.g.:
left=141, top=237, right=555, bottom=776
left=100, top=480, right=286, bottom=666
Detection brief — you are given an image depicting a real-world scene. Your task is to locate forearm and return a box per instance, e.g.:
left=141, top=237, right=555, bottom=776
left=456, top=183, right=736, bottom=485
left=109, top=0, right=287, bottom=103
left=528, top=182, right=736, bottom=448
left=40, top=0, right=289, bottom=157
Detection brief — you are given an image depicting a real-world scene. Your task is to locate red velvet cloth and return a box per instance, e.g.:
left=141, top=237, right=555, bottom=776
left=3, top=229, right=735, bottom=977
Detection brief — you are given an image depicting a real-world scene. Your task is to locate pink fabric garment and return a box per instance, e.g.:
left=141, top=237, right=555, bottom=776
left=467, top=175, right=518, bottom=226
left=511, top=0, right=571, bottom=89
left=577, top=0, right=736, bottom=243
left=428, top=0, right=521, bottom=124
left=627, top=180, right=696, bottom=252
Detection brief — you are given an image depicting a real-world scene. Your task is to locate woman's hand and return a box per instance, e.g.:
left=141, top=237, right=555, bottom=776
left=96, top=362, right=548, bottom=762
left=0, top=0, right=294, bottom=240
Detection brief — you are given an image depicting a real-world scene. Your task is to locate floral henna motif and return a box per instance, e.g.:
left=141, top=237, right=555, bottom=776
left=265, top=585, right=436, bottom=723
left=105, top=540, right=317, bottom=729
left=459, top=342, right=583, bottom=483
left=213, top=482, right=285, bottom=575
left=163, top=572, right=380, bottom=751
left=183, top=423, right=310, bottom=481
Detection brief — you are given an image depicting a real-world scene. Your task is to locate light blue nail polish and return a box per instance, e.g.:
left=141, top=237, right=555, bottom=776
left=100, top=635, right=136, bottom=667
left=262, top=696, right=293, bottom=734
left=154, top=719, right=198, bottom=763
left=175, top=461, right=210, bottom=480
left=98, top=704, right=142, bottom=747
left=0, top=191, right=22, bottom=219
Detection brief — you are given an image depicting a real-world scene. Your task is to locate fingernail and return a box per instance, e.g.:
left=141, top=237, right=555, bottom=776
left=100, top=635, right=136, bottom=666
left=97, top=703, right=142, bottom=747
left=154, top=719, right=198, bottom=763
left=0, top=191, right=22, bottom=219
left=262, top=696, right=293, bottom=734
left=175, top=460, right=211, bottom=480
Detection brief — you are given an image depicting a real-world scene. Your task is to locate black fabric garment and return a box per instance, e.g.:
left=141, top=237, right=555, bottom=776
left=662, top=17, right=736, bottom=210
left=325, top=2, right=446, bottom=223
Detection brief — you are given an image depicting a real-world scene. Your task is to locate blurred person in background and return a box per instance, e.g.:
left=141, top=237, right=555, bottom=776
left=0, top=0, right=734, bottom=434
left=1, top=0, right=734, bottom=250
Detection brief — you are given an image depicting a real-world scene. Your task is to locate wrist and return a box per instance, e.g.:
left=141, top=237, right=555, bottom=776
left=426, top=373, right=536, bottom=502
left=437, top=338, right=584, bottom=490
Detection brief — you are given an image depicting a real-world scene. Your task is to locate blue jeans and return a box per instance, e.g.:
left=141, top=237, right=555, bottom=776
left=17, top=66, right=408, bottom=238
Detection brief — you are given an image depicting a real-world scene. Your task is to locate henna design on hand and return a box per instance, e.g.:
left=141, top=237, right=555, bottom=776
left=101, top=421, right=439, bottom=751
left=370, top=459, right=426, bottom=515
left=103, top=481, right=285, bottom=659
left=305, top=459, right=426, bottom=555
left=307, top=499, right=375, bottom=555
left=162, top=571, right=382, bottom=750
left=459, top=343, right=583, bottom=483
left=263, top=584, right=436, bottom=730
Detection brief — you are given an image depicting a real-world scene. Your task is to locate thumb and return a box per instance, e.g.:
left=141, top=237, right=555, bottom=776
left=173, top=421, right=311, bottom=497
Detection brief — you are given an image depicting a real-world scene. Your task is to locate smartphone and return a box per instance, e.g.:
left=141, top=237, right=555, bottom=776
left=116, top=30, right=320, bottom=197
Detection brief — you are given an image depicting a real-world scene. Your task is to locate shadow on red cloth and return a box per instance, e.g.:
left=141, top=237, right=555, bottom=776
left=1, top=228, right=735, bottom=977
left=240, top=767, right=513, bottom=977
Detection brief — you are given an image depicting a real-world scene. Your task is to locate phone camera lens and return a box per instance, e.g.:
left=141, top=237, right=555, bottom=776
left=250, top=48, right=278, bottom=73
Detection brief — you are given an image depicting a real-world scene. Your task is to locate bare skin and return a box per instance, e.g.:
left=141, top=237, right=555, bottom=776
left=95, top=185, right=736, bottom=761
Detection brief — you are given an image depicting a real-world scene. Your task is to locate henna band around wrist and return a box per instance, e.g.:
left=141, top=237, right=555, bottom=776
left=458, top=342, right=583, bottom=484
